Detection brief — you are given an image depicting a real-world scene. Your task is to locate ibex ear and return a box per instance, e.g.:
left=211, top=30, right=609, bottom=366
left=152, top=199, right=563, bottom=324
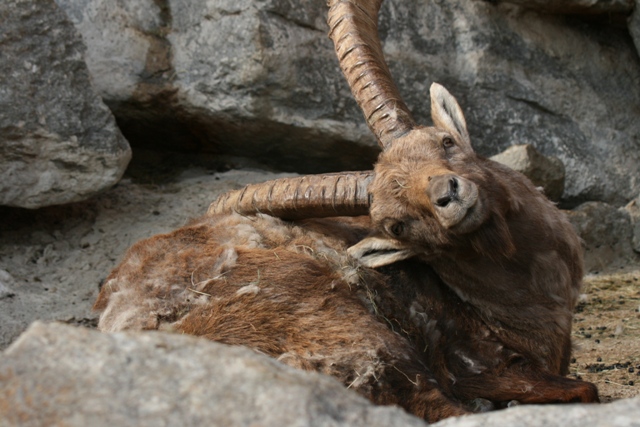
left=430, top=83, right=471, bottom=146
left=347, top=236, right=417, bottom=268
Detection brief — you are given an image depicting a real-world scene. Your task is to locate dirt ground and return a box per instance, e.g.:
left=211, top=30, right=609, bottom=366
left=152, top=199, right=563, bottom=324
left=571, top=268, right=640, bottom=402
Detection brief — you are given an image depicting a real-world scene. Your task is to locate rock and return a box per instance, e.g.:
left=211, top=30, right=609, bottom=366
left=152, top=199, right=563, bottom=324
left=0, top=0, right=131, bottom=209
left=625, top=195, right=640, bottom=253
left=52, top=0, right=166, bottom=103
left=54, top=0, right=378, bottom=174
left=496, top=0, right=634, bottom=15
left=386, top=0, right=640, bottom=207
left=53, top=0, right=640, bottom=204
left=2, top=322, right=640, bottom=427
left=432, top=396, right=640, bottom=427
left=0, top=270, right=16, bottom=300
left=629, top=1, right=640, bottom=68
left=566, top=202, right=638, bottom=272
left=490, top=144, right=565, bottom=201
left=0, top=322, right=427, bottom=427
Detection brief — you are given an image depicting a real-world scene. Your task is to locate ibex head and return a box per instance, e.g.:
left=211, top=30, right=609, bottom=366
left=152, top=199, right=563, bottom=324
left=209, top=0, right=514, bottom=267
left=350, top=84, right=497, bottom=267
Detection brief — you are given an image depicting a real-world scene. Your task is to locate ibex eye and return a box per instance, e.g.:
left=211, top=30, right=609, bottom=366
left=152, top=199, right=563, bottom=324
left=443, top=137, right=455, bottom=149
left=388, top=222, right=404, bottom=237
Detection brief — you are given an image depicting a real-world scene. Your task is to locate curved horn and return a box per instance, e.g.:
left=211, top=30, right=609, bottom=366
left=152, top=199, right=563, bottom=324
left=209, top=0, right=409, bottom=220
left=328, top=0, right=416, bottom=149
left=208, top=171, right=374, bottom=220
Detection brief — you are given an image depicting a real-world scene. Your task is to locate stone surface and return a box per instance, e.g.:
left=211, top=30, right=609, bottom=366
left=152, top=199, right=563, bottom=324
left=625, top=195, right=640, bottom=253
left=0, top=322, right=427, bottom=427
left=0, top=270, right=16, bottom=300
left=52, top=0, right=163, bottom=103
left=490, top=144, right=565, bottom=201
left=0, top=0, right=131, bottom=209
left=432, top=396, right=640, bottom=427
left=629, top=1, right=640, bottom=64
left=55, top=0, right=377, bottom=174
left=2, top=322, right=639, bottom=427
left=54, top=0, right=640, bottom=205
left=566, top=202, right=638, bottom=272
left=497, top=0, right=634, bottom=14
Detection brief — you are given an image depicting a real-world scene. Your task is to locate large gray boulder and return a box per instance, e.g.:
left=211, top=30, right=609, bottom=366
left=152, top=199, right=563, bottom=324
left=498, top=0, right=634, bottom=14
left=2, top=322, right=639, bottom=427
left=0, top=322, right=427, bottom=427
left=433, top=396, right=640, bottom=427
left=54, top=0, right=640, bottom=205
left=0, top=0, right=131, bottom=209
left=629, top=0, right=640, bottom=61
left=625, top=194, right=640, bottom=253
left=54, top=0, right=375, bottom=174
left=490, top=144, right=565, bottom=201
left=566, top=201, right=639, bottom=272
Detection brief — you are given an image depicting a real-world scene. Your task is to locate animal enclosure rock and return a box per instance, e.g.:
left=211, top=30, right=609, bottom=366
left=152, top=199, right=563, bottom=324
left=625, top=195, right=640, bottom=254
left=2, top=322, right=639, bottom=427
left=490, top=144, right=565, bottom=201
left=52, top=0, right=163, bottom=103
left=0, top=0, right=131, bottom=209
left=566, top=202, right=638, bottom=272
left=0, top=270, right=16, bottom=300
left=54, top=0, right=377, bottom=174
left=432, top=396, right=640, bottom=427
left=629, top=0, right=640, bottom=60
left=54, top=0, right=640, bottom=204
left=495, top=0, right=634, bottom=15
left=0, top=322, right=427, bottom=427
left=379, top=0, right=640, bottom=206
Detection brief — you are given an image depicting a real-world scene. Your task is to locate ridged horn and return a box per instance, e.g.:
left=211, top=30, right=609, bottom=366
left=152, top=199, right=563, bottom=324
left=328, top=0, right=416, bottom=149
left=208, top=171, right=374, bottom=220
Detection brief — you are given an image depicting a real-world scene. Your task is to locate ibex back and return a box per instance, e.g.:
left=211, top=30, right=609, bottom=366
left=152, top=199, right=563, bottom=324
left=94, top=0, right=598, bottom=422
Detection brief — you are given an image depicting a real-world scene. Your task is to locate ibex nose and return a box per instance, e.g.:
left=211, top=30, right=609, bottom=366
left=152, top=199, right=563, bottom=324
left=430, top=175, right=459, bottom=208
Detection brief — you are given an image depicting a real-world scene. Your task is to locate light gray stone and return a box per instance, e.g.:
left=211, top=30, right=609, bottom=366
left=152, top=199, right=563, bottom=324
left=0, top=322, right=427, bottom=427
left=432, top=396, right=640, bottom=427
left=54, top=0, right=640, bottom=204
left=497, top=0, right=634, bottom=14
left=629, top=1, right=640, bottom=66
left=625, top=195, right=640, bottom=253
left=0, top=270, right=16, bottom=300
left=2, top=322, right=640, bottom=427
left=0, top=0, right=131, bottom=209
left=490, top=144, right=565, bottom=201
left=566, top=202, right=639, bottom=272
left=380, top=0, right=640, bottom=206
left=52, top=0, right=164, bottom=103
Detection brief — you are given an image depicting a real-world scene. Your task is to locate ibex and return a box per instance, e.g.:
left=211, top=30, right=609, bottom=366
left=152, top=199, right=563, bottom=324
left=94, top=0, right=598, bottom=422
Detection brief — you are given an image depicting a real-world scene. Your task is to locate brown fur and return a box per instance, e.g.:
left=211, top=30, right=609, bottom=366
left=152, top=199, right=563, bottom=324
left=95, top=213, right=471, bottom=422
left=94, top=211, right=596, bottom=422
left=94, top=86, right=598, bottom=421
left=367, top=128, right=584, bottom=375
